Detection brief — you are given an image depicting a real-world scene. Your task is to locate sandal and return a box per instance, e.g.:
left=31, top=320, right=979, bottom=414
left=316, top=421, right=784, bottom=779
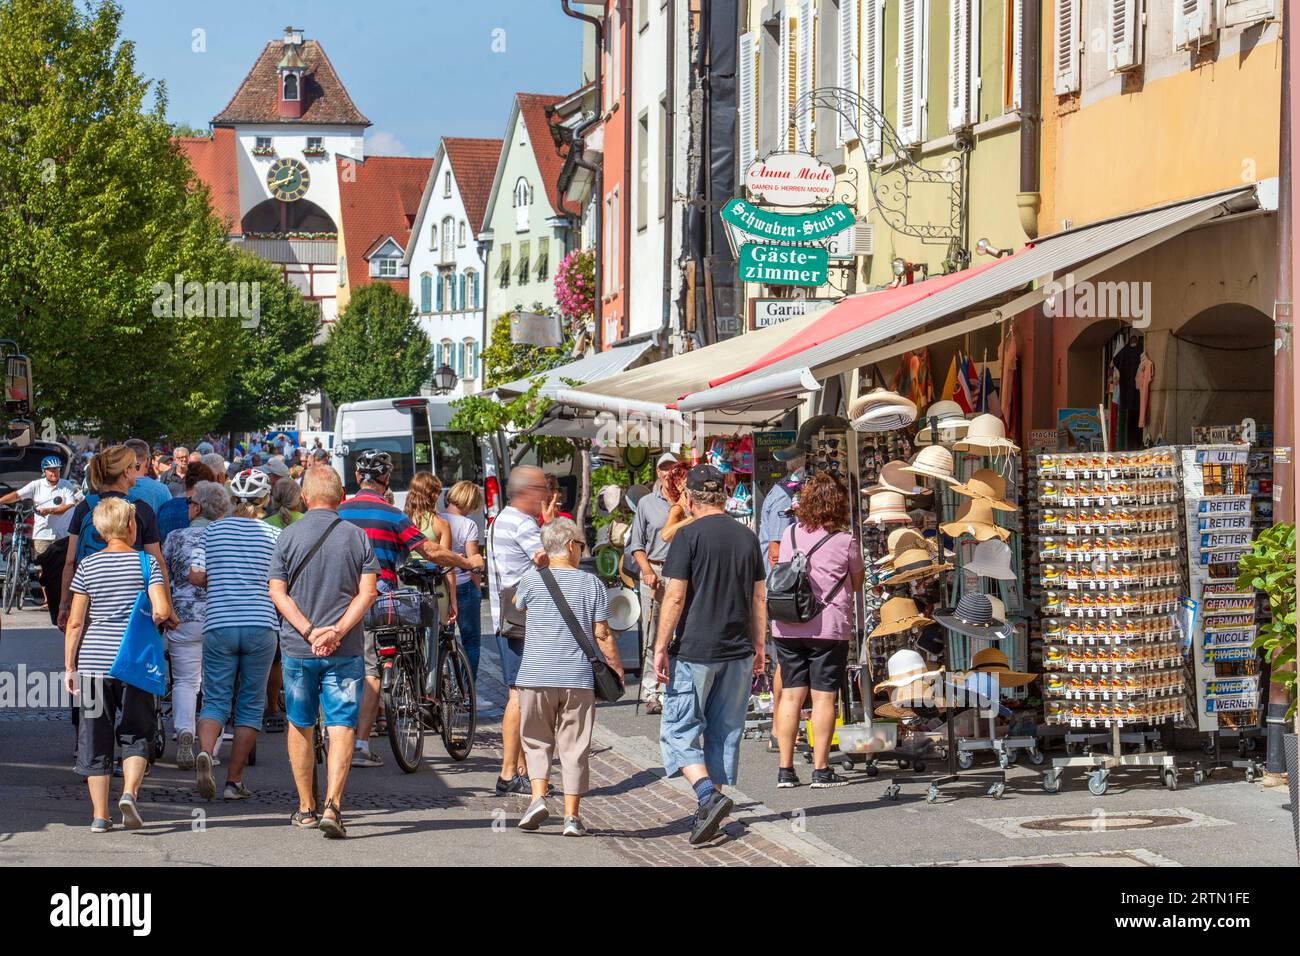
left=290, top=808, right=320, bottom=829
left=374, top=714, right=387, bottom=736
left=319, top=800, right=346, bottom=839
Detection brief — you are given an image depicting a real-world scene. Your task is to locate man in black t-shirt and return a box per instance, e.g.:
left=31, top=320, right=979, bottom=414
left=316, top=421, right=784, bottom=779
left=654, top=464, right=766, bottom=846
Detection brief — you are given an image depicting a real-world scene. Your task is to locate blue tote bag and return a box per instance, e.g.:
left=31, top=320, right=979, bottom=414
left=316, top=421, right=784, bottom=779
left=107, top=552, right=167, bottom=696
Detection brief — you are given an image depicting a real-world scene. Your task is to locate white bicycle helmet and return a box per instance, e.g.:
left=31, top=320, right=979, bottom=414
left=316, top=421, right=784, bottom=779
left=229, top=468, right=273, bottom=501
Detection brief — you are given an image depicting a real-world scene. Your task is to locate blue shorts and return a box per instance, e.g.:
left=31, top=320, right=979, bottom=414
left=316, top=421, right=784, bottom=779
left=659, top=656, right=754, bottom=786
left=282, top=655, right=364, bottom=729
left=495, top=633, right=525, bottom=688
left=198, top=626, right=278, bottom=729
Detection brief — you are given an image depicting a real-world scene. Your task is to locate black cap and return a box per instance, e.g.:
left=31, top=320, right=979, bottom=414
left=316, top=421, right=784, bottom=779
left=685, top=464, right=726, bottom=493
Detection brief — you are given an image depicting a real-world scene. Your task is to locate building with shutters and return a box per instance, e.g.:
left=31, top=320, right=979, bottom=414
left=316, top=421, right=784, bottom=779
left=480, top=93, right=580, bottom=350
left=404, top=138, right=503, bottom=397
left=736, top=0, right=1034, bottom=306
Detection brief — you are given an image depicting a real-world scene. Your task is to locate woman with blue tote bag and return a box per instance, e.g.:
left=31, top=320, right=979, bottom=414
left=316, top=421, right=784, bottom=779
left=63, top=497, right=175, bottom=833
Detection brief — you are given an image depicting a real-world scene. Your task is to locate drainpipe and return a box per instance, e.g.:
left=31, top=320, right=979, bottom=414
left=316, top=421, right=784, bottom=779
left=660, top=0, right=677, bottom=355
left=562, top=0, right=604, bottom=353
left=623, top=0, right=633, bottom=346
left=1016, top=0, right=1041, bottom=239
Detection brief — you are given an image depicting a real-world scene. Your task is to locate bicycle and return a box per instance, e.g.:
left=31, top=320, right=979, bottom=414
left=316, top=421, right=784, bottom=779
left=372, top=561, right=476, bottom=773
left=1, top=500, right=38, bottom=613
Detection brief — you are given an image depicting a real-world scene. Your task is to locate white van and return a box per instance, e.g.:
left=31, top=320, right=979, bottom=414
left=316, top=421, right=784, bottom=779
left=331, top=397, right=507, bottom=515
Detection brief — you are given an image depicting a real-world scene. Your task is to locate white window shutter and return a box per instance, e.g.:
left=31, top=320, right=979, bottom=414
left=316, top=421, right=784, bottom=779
left=1173, top=0, right=1214, bottom=49
left=861, top=0, right=884, bottom=158
left=796, top=0, right=815, bottom=151
left=1107, top=0, right=1143, bottom=72
left=948, top=0, right=970, bottom=131
left=739, top=32, right=758, bottom=176
left=1012, top=0, right=1023, bottom=109
left=777, top=14, right=791, bottom=150
left=969, top=0, right=981, bottom=124
left=1053, top=0, right=1080, bottom=95
left=837, top=0, right=859, bottom=146
left=897, top=0, right=923, bottom=145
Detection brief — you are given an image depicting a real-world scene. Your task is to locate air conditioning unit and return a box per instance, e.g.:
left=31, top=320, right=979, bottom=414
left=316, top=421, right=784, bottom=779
left=825, top=221, right=875, bottom=259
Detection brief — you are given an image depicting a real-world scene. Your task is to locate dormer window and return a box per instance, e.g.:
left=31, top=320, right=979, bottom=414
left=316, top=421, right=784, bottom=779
left=377, top=258, right=399, bottom=278
left=282, top=72, right=299, bottom=101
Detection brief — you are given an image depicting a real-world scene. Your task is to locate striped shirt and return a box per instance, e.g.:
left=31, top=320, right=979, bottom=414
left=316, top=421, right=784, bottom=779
left=487, top=506, right=542, bottom=631
left=191, top=517, right=281, bottom=631
left=69, top=551, right=163, bottom=677
left=338, top=489, right=425, bottom=586
left=513, top=567, right=609, bottom=689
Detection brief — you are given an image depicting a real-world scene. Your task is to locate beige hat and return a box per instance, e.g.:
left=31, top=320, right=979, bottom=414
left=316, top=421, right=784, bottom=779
left=915, top=400, right=970, bottom=445
left=874, top=528, right=928, bottom=567
left=886, top=548, right=954, bottom=584
left=951, top=468, right=1017, bottom=512
left=864, top=491, right=912, bottom=525
left=864, top=460, right=925, bottom=496
left=869, top=597, right=933, bottom=638
left=969, top=647, right=1035, bottom=688
left=874, top=649, right=943, bottom=691
left=940, top=497, right=1012, bottom=542
left=953, top=413, right=1020, bottom=456
left=899, top=445, right=958, bottom=484
left=849, top=389, right=918, bottom=433
left=608, top=519, right=631, bottom=549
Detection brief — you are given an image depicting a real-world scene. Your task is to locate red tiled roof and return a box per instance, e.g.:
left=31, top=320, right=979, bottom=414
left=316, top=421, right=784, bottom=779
left=516, top=93, right=576, bottom=216
left=175, top=127, right=242, bottom=236
left=443, top=137, right=503, bottom=233
left=213, top=39, right=370, bottom=127
left=337, top=155, right=434, bottom=291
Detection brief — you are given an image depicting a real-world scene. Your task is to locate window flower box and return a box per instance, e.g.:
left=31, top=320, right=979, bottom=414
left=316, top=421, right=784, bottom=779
left=302, top=145, right=328, bottom=158
left=251, top=145, right=276, bottom=157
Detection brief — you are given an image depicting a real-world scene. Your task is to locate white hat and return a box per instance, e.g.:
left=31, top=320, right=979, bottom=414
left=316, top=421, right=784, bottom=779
left=864, top=491, right=912, bottom=525
left=596, top=484, right=624, bottom=515
left=965, top=538, right=1017, bottom=580
left=953, top=413, right=1020, bottom=456
left=656, top=452, right=679, bottom=468
left=873, top=649, right=943, bottom=692
left=915, top=401, right=970, bottom=445
left=899, top=445, right=958, bottom=484
left=849, top=389, right=918, bottom=433
left=607, top=588, right=641, bottom=632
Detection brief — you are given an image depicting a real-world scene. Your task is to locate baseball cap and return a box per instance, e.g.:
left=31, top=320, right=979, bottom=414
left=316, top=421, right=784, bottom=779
left=655, top=452, right=679, bottom=468
left=685, top=464, right=726, bottom=494
left=259, top=457, right=291, bottom=479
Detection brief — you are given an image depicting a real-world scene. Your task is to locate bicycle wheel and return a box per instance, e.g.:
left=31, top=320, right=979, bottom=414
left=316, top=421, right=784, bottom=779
left=385, top=661, right=425, bottom=773
left=439, top=642, right=476, bottom=761
left=3, top=547, right=21, bottom=613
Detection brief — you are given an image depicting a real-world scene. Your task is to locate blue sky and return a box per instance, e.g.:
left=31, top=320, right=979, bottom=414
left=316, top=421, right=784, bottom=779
left=118, top=0, right=587, bottom=156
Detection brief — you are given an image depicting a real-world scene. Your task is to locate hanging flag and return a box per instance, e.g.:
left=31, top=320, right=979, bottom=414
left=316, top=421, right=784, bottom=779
left=982, top=366, right=1000, bottom=419
left=965, top=356, right=980, bottom=411
left=940, top=355, right=959, bottom=409
left=952, top=354, right=974, bottom=412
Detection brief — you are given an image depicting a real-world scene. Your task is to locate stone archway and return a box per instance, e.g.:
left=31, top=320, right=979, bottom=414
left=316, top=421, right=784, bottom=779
left=1064, top=318, right=1127, bottom=409
left=240, top=198, right=337, bottom=235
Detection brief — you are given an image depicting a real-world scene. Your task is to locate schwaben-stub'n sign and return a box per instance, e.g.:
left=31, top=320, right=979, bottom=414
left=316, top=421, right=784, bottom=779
left=721, top=200, right=854, bottom=242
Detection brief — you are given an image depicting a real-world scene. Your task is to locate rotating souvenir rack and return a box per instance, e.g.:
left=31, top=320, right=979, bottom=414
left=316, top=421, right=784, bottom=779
left=1031, top=448, right=1188, bottom=795
left=1179, top=445, right=1268, bottom=782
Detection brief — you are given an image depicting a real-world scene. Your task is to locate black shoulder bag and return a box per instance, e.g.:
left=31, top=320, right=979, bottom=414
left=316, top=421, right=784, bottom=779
left=538, top=567, right=625, bottom=703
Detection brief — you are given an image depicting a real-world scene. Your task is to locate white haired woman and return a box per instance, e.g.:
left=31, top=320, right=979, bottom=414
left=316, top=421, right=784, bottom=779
left=63, top=497, right=173, bottom=832
left=511, top=517, right=623, bottom=837
left=188, top=469, right=281, bottom=800
left=159, top=480, right=229, bottom=769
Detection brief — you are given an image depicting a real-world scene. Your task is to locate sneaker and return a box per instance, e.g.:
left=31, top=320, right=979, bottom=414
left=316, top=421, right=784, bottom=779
left=688, top=791, right=734, bottom=846
left=90, top=818, right=112, bottom=834
left=563, top=816, right=588, bottom=837
left=176, top=730, right=196, bottom=770
left=118, top=792, right=143, bottom=830
left=517, top=796, right=549, bottom=831
left=811, top=767, right=850, bottom=788
left=494, top=773, right=529, bottom=796
left=223, top=780, right=252, bottom=801
left=195, top=751, right=216, bottom=800
left=777, top=767, right=800, bottom=788
left=351, top=748, right=383, bottom=769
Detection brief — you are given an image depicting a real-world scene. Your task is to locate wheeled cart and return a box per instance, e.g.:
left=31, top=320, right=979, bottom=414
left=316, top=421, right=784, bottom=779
left=1041, top=722, right=1180, bottom=795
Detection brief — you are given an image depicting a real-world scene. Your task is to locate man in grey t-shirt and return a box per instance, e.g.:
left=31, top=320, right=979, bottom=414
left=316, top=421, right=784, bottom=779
left=268, top=465, right=379, bottom=839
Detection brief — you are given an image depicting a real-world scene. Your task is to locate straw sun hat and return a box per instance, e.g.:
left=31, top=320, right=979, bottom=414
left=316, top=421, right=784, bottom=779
left=953, top=413, right=1020, bottom=456
left=950, top=468, right=1016, bottom=512
left=848, top=389, right=918, bottom=433
left=899, top=445, right=958, bottom=484
left=915, top=401, right=970, bottom=445
left=940, top=497, right=1012, bottom=542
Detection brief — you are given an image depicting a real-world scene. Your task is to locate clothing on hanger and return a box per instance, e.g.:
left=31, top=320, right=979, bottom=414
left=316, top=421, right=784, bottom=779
left=998, top=324, right=1019, bottom=436
left=1135, top=352, right=1155, bottom=430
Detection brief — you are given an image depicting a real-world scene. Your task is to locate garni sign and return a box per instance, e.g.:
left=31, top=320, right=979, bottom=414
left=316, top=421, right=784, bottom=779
left=744, top=152, right=835, bottom=207
left=750, top=297, right=835, bottom=330
left=738, top=244, right=828, bottom=287
left=721, top=199, right=855, bottom=243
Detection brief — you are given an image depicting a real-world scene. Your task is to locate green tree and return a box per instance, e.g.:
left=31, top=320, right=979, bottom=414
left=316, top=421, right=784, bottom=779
left=215, top=251, right=324, bottom=433
left=322, top=283, right=432, bottom=405
left=0, top=0, right=242, bottom=438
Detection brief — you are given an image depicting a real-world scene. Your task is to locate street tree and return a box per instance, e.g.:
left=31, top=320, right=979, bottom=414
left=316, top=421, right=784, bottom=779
left=321, top=283, right=433, bottom=405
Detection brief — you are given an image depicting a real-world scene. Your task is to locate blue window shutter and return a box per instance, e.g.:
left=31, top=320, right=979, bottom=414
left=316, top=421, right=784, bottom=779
left=470, top=340, right=480, bottom=378
left=459, top=273, right=466, bottom=311
left=472, top=273, right=481, bottom=309
left=436, top=276, right=444, bottom=311
left=420, top=274, right=431, bottom=312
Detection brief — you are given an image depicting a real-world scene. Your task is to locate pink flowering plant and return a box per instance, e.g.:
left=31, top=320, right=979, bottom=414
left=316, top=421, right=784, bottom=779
left=554, top=247, right=595, bottom=333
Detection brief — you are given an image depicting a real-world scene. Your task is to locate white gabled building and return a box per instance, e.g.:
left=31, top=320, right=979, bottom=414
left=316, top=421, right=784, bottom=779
left=404, top=138, right=503, bottom=398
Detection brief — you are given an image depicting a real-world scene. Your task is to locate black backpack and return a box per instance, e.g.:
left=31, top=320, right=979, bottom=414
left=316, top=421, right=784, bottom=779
left=766, top=526, right=848, bottom=624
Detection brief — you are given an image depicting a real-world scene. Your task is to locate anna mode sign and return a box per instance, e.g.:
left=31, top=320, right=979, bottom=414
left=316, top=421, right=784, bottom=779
left=745, top=153, right=835, bottom=207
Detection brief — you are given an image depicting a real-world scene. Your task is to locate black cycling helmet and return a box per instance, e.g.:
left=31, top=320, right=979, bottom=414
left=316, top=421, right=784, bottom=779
left=355, top=449, right=394, bottom=480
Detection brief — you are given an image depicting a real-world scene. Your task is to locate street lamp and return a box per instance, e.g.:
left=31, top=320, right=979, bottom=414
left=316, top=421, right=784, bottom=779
left=431, top=365, right=458, bottom=395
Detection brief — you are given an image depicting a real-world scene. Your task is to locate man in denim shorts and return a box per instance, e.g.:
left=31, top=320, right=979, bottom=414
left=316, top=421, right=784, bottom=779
left=654, top=465, right=767, bottom=846
left=269, top=466, right=379, bottom=839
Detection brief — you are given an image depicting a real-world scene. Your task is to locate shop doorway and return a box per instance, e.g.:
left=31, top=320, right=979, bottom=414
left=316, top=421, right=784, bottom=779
left=1163, top=304, right=1273, bottom=441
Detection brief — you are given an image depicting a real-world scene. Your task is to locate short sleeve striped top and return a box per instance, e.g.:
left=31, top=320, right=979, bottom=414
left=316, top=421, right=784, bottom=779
left=512, top=567, right=609, bottom=690
left=190, top=517, right=281, bottom=631
left=69, top=550, right=163, bottom=677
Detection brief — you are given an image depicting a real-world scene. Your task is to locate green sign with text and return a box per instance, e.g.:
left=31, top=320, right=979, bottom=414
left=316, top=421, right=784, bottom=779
left=738, top=244, right=829, bottom=287
left=721, top=199, right=854, bottom=242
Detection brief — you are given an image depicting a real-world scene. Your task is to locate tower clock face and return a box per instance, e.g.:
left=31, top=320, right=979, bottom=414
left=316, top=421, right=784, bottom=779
left=266, top=158, right=310, bottom=201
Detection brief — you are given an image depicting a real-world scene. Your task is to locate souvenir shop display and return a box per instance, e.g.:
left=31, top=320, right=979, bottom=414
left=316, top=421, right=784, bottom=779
left=1029, top=448, right=1188, bottom=795
left=1180, top=444, right=1270, bottom=782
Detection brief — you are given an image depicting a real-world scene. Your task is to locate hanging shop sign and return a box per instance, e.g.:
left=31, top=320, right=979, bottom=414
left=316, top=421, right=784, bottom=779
left=721, top=199, right=855, bottom=243
left=744, top=152, right=836, bottom=207
left=750, top=297, right=836, bottom=330
left=738, top=244, right=829, bottom=287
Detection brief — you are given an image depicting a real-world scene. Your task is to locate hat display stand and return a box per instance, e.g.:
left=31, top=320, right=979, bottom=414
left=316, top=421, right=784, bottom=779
left=1028, top=448, right=1188, bottom=795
